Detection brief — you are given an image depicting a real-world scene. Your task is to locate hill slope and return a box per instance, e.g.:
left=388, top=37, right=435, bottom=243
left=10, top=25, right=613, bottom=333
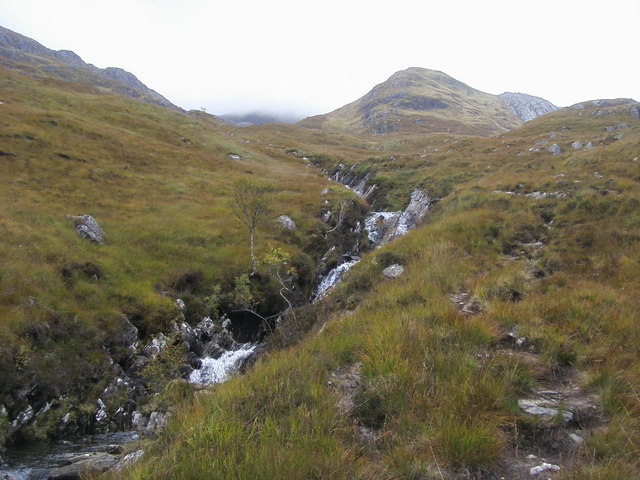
left=124, top=98, right=640, bottom=479
left=0, top=60, right=348, bottom=450
left=300, top=67, right=534, bottom=136
left=0, top=25, right=179, bottom=110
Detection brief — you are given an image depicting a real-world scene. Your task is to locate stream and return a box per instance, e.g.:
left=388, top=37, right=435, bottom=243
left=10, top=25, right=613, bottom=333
left=0, top=431, right=137, bottom=480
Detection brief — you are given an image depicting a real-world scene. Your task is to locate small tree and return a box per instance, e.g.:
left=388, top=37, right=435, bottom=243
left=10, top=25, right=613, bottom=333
left=229, top=178, right=275, bottom=275
left=261, top=245, right=295, bottom=314
left=325, top=188, right=354, bottom=235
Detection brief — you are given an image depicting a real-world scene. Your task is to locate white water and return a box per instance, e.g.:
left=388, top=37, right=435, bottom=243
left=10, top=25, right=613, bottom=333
left=188, top=343, right=258, bottom=385
left=314, top=258, right=360, bottom=299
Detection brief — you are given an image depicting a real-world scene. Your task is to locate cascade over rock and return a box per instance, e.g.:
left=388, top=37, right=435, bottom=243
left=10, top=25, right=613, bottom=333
left=365, top=188, right=431, bottom=246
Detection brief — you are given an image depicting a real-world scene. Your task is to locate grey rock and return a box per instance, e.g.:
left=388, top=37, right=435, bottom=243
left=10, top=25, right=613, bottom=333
left=530, top=462, right=560, bottom=476
left=499, top=92, right=558, bottom=122
left=66, top=215, right=105, bottom=243
left=328, top=164, right=377, bottom=198
left=382, top=264, right=405, bottom=279
left=145, top=411, right=168, bottom=436
left=94, top=399, right=108, bottom=424
left=365, top=188, right=431, bottom=246
left=547, top=144, right=562, bottom=155
left=568, top=433, right=584, bottom=444
left=131, top=411, right=147, bottom=430
left=114, top=315, right=139, bottom=361
left=571, top=141, right=583, bottom=149
left=195, top=316, right=218, bottom=340
left=143, top=333, right=168, bottom=359
left=276, top=215, right=297, bottom=231
left=518, top=399, right=573, bottom=422
left=112, top=449, right=144, bottom=471
left=10, top=404, right=34, bottom=429
left=630, top=105, right=640, bottom=120
left=48, top=452, right=118, bottom=479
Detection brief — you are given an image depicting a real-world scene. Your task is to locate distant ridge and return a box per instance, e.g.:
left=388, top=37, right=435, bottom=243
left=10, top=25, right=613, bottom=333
left=300, top=67, right=556, bottom=136
left=220, top=111, right=303, bottom=127
left=0, top=25, right=180, bottom=111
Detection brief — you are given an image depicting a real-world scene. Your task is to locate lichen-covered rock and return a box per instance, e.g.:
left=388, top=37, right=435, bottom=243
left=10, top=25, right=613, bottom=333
left=548, top=144, right=562, bottom=155
left=382, top=264, right=405, bottom=279
left=65, top=215, right=105, bottom=243
left=276, top=215, right=297, bottom=231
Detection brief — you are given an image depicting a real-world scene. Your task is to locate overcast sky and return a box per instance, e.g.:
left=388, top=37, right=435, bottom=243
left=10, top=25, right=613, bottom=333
left=1, top=0, right=638, bottom=117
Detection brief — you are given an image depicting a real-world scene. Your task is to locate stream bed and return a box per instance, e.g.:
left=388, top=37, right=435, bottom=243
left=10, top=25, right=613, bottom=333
left=0, top=431, right=138, bottom=480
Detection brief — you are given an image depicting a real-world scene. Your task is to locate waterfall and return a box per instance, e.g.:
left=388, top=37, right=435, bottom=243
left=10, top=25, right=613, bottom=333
left=188, top=343, right=258, bottom=385
left=313, top=257, right=360, bottom=299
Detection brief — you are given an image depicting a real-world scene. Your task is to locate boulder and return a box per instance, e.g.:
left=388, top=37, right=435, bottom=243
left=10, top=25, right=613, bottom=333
left=48, top=452, right=118, bottom=479
left=276, top=215, right=297, bottom=231
left=547, top=144, right=562, bottom=155
left=65, top=215, right=105, bottom=244
left=630, top=105, right=640, bottom=119
left=571, top=141, right=583, bottom=149
left=382, top=264, right=405, bottom=279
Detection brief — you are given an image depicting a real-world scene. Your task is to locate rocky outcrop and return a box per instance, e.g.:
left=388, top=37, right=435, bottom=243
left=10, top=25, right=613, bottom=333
left=329, top=164, right=377, bottom=199
left=65, top=215, right=105, bottom=243
left=365, top=188, right=431, bottom=246
left=499, top=92, right=558, bottom=122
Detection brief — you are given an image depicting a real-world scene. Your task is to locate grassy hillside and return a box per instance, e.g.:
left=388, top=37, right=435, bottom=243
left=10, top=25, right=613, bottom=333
left=120, top=100, right=640, bottom=479
left=1, top=44, right=639, bottom=478
left=299, top=67, right=522, bottom=136
left=0, top=65, right=343, bottom=442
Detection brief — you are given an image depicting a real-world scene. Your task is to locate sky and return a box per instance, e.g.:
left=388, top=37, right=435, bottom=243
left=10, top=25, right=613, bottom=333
left=1, top=0, right=639, bottom=118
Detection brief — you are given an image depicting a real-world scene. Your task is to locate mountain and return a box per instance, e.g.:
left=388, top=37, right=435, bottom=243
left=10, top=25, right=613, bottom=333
left=498, top=91, right=557, bottom=121
left=300, top=67, right=553, bottom=136
left=0, top=25, right=179, bottom=110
